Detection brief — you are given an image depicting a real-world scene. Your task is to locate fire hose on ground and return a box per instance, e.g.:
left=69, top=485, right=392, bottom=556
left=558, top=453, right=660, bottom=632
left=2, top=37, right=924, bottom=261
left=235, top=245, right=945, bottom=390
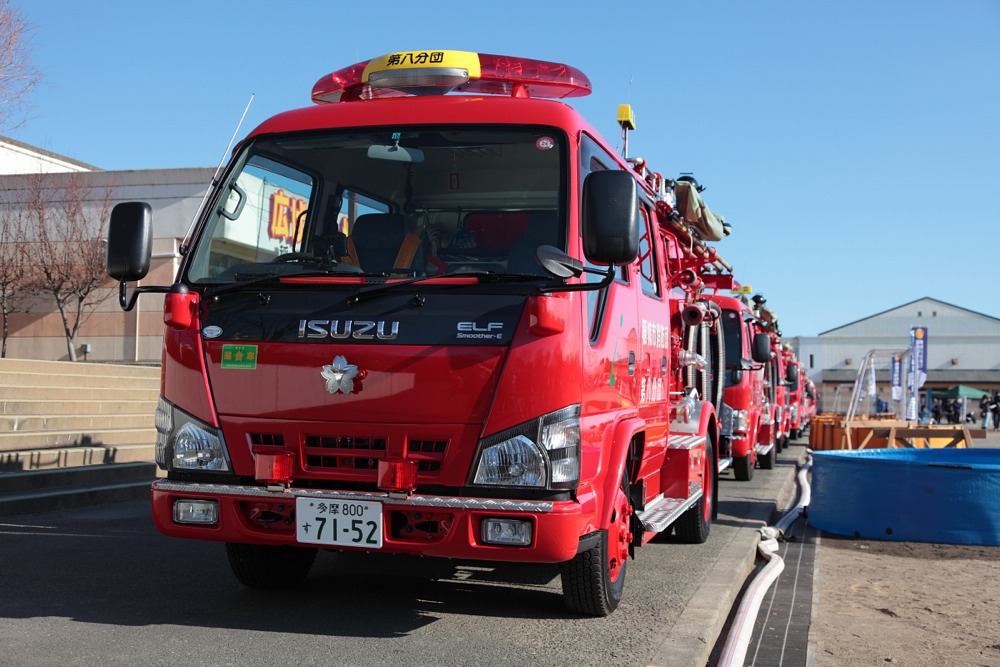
left=715, top=455, right=813, bottom=667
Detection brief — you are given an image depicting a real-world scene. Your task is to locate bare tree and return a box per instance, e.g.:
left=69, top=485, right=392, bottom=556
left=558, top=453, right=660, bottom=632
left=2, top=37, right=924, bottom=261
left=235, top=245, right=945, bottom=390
left=25, top=172, right=114, bottom=361
left=0, top=0, right=39, bottom=130
left=0, top=200, right=30, bottom=357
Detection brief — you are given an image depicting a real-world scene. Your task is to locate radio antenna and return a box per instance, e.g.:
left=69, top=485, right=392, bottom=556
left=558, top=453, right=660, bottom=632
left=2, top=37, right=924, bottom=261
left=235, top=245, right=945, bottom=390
left=180, top=93, right=255, bottom=254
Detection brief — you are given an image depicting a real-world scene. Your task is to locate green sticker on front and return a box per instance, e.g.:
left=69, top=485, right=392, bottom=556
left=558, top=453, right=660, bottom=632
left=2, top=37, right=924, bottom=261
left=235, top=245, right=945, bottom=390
left=221, top=344, right=258, bottom=369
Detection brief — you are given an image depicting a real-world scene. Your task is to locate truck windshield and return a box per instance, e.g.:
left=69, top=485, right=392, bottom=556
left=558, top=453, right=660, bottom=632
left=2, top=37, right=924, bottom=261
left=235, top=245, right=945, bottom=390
left=185, top=127, right=566, bottom=284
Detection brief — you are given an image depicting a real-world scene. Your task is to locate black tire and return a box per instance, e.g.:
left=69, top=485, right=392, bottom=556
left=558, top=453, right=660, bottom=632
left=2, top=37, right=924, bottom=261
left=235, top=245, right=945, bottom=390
left=733, top=453, right=754, bottom=481
left=790, top=428, right=801, bottom=441
left=675, top=436, right=714, bottom=544
left=758, top=443, right=775, bottom=470
left=561, top=475, right=631, bottom=616
left=225, top=542, right=317, bottom=589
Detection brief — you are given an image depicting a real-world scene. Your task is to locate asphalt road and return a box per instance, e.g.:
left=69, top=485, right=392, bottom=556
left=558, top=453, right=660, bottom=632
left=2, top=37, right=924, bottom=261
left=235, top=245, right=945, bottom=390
left=0, top=444, right=801, bottom=667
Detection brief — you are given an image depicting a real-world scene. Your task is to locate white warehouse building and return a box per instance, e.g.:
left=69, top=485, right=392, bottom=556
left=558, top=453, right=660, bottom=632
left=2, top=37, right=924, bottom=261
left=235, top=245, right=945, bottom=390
left=790, top=297, right=1000, bottom=414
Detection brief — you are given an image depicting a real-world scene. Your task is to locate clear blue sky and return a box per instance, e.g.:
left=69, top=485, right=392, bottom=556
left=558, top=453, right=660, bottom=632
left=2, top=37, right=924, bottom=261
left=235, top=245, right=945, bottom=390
left=10, top=1, right=999, bottom=337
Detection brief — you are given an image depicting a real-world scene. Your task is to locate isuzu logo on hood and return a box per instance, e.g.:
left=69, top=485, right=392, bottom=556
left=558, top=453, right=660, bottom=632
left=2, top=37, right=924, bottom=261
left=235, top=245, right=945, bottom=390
left=298, top=319, right=399, bottom=340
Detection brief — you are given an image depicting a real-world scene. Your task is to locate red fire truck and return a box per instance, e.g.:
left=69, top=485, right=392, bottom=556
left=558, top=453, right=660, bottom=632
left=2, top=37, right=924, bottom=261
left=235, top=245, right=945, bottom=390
left=800, top=377, right=817, bottom=427
left=706, top=290, right=774, bottom=479
left=755, top=299, right=795, bottom=451
left=106, top=50, right=730, bottom=616
left=782, top=347, right=805, bottom=440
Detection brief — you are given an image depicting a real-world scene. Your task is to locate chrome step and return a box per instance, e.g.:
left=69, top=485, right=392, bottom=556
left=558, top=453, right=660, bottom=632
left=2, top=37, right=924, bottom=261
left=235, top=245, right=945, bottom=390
left=717, top=456, right=732, bottom=473
left=668, top=434, right=707, bottom=450
left=635, top=491, right=702, bottom=533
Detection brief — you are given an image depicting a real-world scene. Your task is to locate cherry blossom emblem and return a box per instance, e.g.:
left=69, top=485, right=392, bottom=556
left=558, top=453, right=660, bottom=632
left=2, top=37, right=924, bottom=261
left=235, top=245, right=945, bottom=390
left=320, top=355, right=360, bottom=394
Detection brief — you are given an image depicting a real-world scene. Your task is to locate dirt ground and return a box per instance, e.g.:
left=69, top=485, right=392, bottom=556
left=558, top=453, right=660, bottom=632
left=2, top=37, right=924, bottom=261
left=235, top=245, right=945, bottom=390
left=809, top=537, right=1000, bottom=666
left=807, top=430, right=1000, bottom=667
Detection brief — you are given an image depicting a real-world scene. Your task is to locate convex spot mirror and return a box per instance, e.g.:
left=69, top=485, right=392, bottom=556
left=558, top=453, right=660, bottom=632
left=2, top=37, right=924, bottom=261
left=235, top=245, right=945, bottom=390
left=536, top=244, right=584, bottom=278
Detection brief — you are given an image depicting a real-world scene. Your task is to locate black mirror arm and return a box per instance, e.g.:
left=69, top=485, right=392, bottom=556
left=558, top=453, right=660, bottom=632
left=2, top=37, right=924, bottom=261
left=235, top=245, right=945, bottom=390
left=119, top=279, right=171, bottom=311
left=539, top=264, right=615, bottom=295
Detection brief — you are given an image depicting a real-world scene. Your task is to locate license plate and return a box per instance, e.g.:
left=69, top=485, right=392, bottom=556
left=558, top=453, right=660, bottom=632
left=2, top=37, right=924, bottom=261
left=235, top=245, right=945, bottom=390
left=295, top=497, right=383, bottom=548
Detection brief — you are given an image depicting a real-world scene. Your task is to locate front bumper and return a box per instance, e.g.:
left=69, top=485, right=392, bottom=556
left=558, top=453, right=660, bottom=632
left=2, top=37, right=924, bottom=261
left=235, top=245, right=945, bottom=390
left=151, top=480, right=588, bottom=563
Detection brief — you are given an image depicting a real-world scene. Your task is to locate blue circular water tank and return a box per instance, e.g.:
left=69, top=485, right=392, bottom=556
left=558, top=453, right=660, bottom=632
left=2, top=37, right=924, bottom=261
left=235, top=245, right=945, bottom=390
left=809, top=448, right=1000, bottom=546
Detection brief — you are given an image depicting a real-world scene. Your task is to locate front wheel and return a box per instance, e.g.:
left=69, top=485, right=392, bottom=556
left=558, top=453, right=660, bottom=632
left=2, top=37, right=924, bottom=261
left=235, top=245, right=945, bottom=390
left=675, top=436, right=715, bottom=544
left=225, top=542, right=317, bottom=589
left=561, top=476, right=632, bottom=616
left=733, top=452, right=754, bottom=481
left=758, top=442, right=776, bottom=470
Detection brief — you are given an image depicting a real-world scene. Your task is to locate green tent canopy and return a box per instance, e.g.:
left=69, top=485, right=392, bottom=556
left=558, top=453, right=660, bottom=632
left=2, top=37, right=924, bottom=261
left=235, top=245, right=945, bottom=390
left=932, top=385, right=990, bottom=400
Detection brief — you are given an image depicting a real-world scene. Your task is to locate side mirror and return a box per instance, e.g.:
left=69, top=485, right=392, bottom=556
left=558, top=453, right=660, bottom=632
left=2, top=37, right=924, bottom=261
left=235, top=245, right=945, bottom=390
left=107, top=202, right=153, bottom=281
left=751, top=333, right=772, bottom=364
left=581, top=170, right=640, bottom=265
left=786, top=364, right=799, bottom=384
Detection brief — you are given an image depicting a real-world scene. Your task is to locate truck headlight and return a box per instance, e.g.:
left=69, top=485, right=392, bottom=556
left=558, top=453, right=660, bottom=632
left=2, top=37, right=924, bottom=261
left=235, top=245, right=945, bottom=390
left=470, top=405, right=580, bottom=490
left=732, top=409, right=750, bottom=432
left=155, top=396, right=231, bottom=472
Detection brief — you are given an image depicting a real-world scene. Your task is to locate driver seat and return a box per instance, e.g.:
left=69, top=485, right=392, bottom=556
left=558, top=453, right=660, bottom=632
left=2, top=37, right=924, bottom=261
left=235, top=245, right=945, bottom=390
left=346, top=214, right=423, bottom=275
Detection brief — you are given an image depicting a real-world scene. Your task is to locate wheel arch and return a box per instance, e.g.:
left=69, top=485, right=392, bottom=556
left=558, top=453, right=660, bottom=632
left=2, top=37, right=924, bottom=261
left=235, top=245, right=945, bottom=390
left=599, top=416, right=645, bottom=529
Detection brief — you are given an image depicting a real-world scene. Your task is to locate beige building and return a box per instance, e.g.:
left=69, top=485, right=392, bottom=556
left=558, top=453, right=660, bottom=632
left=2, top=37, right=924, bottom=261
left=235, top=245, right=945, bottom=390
left=0, top=136, right=213, bottom=361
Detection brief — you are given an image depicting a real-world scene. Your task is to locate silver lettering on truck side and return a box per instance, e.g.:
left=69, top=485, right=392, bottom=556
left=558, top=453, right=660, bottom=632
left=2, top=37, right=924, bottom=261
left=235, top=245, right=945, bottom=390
left=297, top=319, right=399, bottom=340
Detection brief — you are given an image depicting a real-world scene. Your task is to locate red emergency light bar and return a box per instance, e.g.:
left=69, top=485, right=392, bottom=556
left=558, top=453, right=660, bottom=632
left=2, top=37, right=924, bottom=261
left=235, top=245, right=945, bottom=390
left=312, top=50, right=592, bottom=104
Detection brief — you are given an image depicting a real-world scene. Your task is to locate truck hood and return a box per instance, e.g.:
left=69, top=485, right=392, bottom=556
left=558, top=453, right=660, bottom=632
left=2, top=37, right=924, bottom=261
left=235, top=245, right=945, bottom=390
left=200, top=289, right=525, bottom=425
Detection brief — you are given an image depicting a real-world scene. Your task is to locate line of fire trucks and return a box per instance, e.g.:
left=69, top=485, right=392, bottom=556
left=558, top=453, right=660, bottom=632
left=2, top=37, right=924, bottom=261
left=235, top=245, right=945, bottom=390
left=108, top=49, right=820, bottom=615
left=706, top=286, right=817, bottom=480
left=623, top=152, right=819, bottom=483
left=616, top=102, right=819, bottom=485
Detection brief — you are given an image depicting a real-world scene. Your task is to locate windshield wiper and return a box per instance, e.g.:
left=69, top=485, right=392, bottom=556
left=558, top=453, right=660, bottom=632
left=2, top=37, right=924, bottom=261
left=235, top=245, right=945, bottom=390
left=347, top=271, right=552, bottom=305
left=202, top=273, right=282, bottom=298
left=203, top=269, right=385, bottom=299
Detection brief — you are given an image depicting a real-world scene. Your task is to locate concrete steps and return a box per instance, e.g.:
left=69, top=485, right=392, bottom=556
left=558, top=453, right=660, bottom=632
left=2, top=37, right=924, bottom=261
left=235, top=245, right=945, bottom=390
left=0, top=358, right=159, bottom=462
left=0, top=358, right=161, bottom=515
left=0, top=413, right=156, bottom=433
left=0, top=461, right=157, bottom=516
